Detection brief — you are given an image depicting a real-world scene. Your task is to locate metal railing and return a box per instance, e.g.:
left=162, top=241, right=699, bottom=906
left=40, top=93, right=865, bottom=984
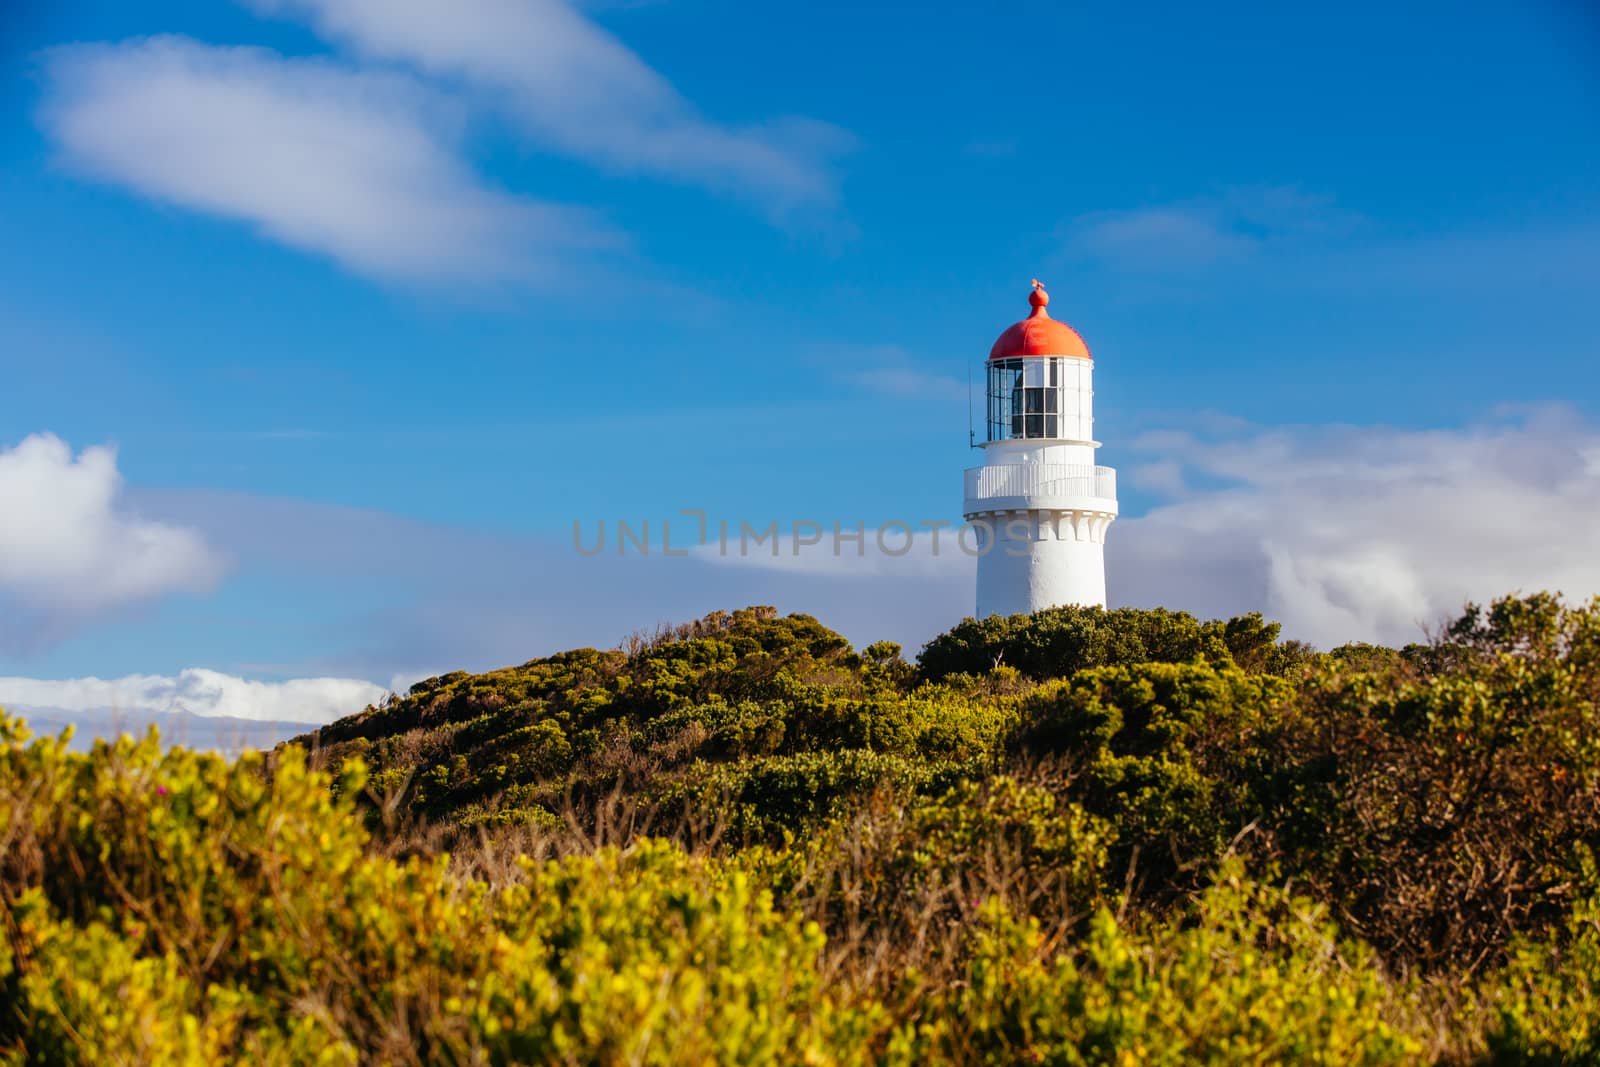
left=963, top=463, right=1117, bottom=514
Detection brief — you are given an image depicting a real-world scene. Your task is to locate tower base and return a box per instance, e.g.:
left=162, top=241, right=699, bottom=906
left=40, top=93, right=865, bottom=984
left=970, top=508, right=1112, bottom=617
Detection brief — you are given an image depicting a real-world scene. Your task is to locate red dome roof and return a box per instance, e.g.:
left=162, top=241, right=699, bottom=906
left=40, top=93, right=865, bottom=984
left=989, top=284, right=1090, bottom=360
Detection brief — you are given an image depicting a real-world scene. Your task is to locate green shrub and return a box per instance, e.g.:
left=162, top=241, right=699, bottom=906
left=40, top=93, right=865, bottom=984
left=667, top=749, right=970, bottom=841
left=751, top=776, right=1113, bottom=997
left=1269, top=595, right=1600, bottom=968
left=917, top=605, right=1310, bottom=682
left=782, top=686, right=1018, bottom=761
left=904, top=862, right=1424, bottom=1065
left=1477, top=876, right=1600, bottom=1064
left=0, top=715, right=873, bottom=1064
left=1013, top=661, right=1290, bottom=897
left=645, top=699, right=790, bottom=760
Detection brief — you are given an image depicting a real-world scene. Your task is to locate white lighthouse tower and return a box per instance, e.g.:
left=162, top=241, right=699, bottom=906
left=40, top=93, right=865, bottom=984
left=964, top=282, right=1118, bottom=617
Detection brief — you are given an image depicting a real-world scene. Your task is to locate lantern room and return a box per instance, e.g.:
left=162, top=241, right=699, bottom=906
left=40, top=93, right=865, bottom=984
left=984, top=284, right=1094, bottom=444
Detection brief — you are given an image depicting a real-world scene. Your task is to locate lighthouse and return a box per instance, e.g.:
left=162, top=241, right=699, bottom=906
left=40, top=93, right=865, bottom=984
left=964, top=283, right=1118, bottom=617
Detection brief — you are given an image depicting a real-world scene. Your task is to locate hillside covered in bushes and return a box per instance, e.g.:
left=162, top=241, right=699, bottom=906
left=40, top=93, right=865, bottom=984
left=4, top=594, right=1600, bottom=1063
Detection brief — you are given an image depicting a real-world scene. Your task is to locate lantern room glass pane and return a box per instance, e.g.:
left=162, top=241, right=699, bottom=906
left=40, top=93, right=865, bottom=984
left=988, top=358, right=1082, bottom=442
left=986, top=359, right=1018, bottom=442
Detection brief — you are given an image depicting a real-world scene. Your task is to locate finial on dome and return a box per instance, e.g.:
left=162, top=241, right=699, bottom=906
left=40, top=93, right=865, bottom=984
left=1028, top=279, right=1050, bottom=315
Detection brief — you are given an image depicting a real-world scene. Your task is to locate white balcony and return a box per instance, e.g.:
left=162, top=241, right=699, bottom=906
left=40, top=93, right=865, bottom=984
left=963, top=463, right=1118, bottom=517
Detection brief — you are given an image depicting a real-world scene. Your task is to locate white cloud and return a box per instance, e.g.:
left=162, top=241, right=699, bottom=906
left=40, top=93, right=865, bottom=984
left=1112, top=409, right=1600, bottom=647
left=39, top=36, right=615, bottom=284
left=1068, top=186, right=1356, bottom=270
left=243, top=0, right=852, bottom=216
left=0, top=668, right=385, bottom=724
left=1074, top=206, right=1257, bottom=267
left=831, top=344, right=967, bottom=402
left=0, top=434, right=224, bottom=642
left=685, top=409, right=1600, bottom=651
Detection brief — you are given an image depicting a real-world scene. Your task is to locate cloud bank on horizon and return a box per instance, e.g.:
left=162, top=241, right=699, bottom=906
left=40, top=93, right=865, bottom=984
left=698, top=410, right=1600, bottom=650
left=3, top=408, right=1597, bottom=723
left=1111, top=409, right=1600, bottom=647
left=0, top=668, right=386, bottom=726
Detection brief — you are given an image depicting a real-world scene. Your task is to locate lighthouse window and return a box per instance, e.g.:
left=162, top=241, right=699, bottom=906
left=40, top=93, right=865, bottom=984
left=988, top=358, right=1072, bottom=442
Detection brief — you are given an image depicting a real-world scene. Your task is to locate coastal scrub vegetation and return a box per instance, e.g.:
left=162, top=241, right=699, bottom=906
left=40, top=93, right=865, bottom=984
left=4, top=594, right=1600, bottom=1063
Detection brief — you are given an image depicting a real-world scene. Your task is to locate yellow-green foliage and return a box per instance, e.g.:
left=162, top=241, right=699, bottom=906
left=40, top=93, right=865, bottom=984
left=0, top=716, right=865, bottom=1065
left=1473, top=866, right=1600, bottom=1064
left=469, top=844, right=855, bottom=1065
left=916, top=604, right=1315, bottom=682
left=6, top=594, right=1600, bottom=1064
left=742, top=776, right=1113, bottom=995
left=300, top=608, right=920, bottom=832
left=902, top=864, right=1425, bottom=1066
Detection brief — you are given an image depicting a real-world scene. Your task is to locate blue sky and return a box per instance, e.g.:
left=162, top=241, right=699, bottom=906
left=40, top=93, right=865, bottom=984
left=1, top=0, right=1598, bottom=722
